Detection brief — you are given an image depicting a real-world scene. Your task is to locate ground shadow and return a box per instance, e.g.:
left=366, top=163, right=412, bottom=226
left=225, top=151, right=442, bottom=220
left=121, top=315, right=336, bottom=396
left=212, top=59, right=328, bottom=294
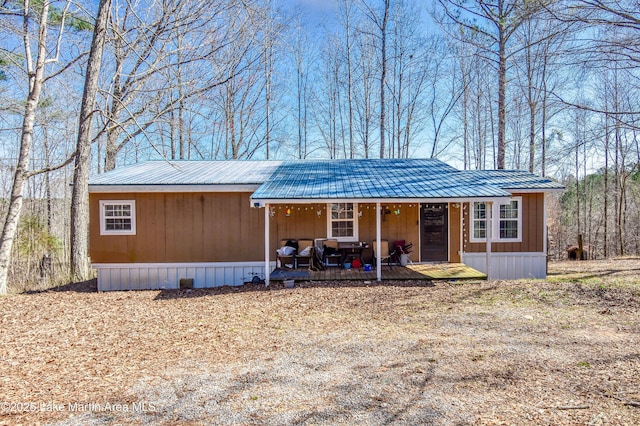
left=23, top=278, right=98, bottom=294
left=153, top=279, right=436, bottom=301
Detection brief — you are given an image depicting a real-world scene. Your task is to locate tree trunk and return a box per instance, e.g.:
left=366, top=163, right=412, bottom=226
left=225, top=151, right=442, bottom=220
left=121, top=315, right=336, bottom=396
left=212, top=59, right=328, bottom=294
left=497, top=35, right=507, bottom=169
left=604, top=115, right=609, bottom=258
left=70, top=0, right=112, bottom=282
left=0, top=3, right=50, bottom=295
left=379, top=0, right=389, bottom=159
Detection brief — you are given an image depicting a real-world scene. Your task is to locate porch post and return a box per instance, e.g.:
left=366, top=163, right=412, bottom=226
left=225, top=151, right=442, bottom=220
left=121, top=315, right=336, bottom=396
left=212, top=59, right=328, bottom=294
left=264, top=203, right=270, bottom=287
left=486, top=201, right=492, bottom=281
left=376, top=202, right=382, bottom=282
left=543, top=194, right=548, bottom=276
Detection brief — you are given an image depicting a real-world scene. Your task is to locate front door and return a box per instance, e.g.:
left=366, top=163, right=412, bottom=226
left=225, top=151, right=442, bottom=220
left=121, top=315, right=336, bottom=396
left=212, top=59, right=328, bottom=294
left=420, top=203, right=448, bottom=262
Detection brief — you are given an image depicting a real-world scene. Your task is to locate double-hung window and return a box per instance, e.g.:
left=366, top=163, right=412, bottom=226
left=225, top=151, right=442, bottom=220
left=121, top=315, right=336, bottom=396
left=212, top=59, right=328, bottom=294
left=328, top=202, right=358, bottom=241
left=100, top=200, right=136, bottom=235
left=470, top=197, right=522, bottom=242
left=472, top=202, right=487, bottom=240
left=498, top=200, right=519, bottom=239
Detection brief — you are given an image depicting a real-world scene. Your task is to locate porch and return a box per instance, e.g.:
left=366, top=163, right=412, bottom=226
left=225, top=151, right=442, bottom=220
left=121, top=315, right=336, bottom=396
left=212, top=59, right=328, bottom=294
left=269, top=263, right=486, bottom=282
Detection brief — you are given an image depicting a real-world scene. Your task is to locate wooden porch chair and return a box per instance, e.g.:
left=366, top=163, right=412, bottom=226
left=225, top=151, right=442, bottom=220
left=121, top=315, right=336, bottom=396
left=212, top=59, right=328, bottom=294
left=323, top=239, right=342, bottom=267
left=373, top=240, right=393, bottom=269
left=295, top=239, right=314, bottom=268
left=276, top=239, right=297, bottom=269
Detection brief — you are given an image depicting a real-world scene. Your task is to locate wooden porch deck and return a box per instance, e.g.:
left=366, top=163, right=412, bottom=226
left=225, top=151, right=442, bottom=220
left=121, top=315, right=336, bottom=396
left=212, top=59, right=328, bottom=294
left=271, top=263, right=486, bottom=282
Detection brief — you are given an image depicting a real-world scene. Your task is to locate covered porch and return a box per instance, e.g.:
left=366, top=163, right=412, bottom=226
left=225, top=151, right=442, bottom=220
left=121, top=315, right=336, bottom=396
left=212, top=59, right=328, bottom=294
left=269, top=263, right=486, bottom=282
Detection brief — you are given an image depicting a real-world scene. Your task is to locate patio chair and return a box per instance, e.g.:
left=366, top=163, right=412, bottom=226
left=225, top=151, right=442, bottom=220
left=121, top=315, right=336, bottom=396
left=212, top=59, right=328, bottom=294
left=295, top=239, right=314, bottom=268
left=276, top=239, right=297, bottom=269
left=393, top=240, right=414, bottom=266
left=323, top=239, right=342, bottom=267
left=373, top=240, right=393, bottom=269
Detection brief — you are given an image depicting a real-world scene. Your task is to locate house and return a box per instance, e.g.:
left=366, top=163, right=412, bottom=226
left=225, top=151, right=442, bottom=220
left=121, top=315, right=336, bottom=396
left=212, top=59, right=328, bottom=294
left=88, top=158, right=563, bottom=291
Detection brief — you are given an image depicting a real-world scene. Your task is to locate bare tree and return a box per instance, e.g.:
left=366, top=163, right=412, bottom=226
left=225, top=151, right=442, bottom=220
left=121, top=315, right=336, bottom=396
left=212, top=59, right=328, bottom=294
left=338, top=0, right=358, bottom=158
left=70, top=0, right=111, bottom=282
left=96, top=0, right=239, bottom=171
left=435, top=0, right=545, bottom=169
left=353, top=21, right=378, bottom=159
left=0, top=1, right=81, bottom=294
left=361, top=0, right=390, bottom=159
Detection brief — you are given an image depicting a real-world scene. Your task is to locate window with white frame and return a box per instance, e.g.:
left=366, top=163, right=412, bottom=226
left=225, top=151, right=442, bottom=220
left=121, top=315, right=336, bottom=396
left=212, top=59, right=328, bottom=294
left=498, top=200, right=519, bottom=239
left=472, top=202, right=487, bottom=240
left=469, top=197, right=522, bottom=242
left=328, top=202, right=358, bottom=240
left=100, top=200, right=136, bottom=235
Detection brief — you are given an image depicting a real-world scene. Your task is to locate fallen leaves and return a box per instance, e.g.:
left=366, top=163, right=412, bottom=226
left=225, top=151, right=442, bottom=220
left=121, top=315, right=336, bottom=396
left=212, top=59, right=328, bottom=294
left=0, top=260, right=638, bottom=425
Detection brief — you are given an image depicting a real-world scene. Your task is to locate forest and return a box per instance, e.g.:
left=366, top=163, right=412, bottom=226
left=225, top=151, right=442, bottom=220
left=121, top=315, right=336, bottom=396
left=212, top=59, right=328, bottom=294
left=0, top=0, right=638, bottom=293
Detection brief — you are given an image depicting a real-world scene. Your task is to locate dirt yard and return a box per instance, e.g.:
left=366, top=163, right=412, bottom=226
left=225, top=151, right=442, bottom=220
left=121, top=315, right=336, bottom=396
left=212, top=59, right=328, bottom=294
left=1, top=259, right=639, bottom=425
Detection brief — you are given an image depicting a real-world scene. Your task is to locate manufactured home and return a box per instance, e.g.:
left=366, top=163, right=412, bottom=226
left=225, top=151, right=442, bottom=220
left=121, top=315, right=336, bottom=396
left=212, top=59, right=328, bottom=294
left=88, top=159, right=563, bottom=291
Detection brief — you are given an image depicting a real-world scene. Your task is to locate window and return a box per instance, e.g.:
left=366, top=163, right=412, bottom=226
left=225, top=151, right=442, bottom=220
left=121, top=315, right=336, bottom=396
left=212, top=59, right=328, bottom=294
left=469, top=197, right=521, bottom=242
left=328, top=203, right=358, bottom=240
left=100, top=200, right=136, bottom=235
left=499, top=200, right=519, bottom=239
left=472, top=202, right=487, bottom=240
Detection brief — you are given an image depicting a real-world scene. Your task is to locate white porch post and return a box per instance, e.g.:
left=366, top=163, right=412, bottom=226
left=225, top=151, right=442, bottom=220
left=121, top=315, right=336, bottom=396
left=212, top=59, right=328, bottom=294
left=543, top=193, right=548, bottom=276
left=376, top=202, right=382, bottom=282
left=486, top=201, right=492, bottom=281
left=459, top=203, right=464, bottom=263
left=264, top=203, right=270, bottom=287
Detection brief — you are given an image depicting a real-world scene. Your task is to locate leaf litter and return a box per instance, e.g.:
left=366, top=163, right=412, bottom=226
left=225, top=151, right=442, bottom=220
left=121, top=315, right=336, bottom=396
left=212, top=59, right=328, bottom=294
left=0, top=259, right=639, bottom=425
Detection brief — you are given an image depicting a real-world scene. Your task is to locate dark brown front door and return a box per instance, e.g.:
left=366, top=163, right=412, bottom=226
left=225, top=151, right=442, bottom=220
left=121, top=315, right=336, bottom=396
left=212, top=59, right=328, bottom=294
left=420, top=203, right=448, bottom=262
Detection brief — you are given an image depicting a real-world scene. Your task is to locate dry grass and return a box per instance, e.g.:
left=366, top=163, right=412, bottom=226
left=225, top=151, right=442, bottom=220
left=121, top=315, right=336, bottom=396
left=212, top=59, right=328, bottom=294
left=1, top=259, right=639, bottom=425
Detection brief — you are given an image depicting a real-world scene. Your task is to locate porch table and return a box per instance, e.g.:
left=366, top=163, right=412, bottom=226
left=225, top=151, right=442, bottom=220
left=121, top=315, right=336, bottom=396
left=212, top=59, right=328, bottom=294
left=338, top=242, right=366, bottom=265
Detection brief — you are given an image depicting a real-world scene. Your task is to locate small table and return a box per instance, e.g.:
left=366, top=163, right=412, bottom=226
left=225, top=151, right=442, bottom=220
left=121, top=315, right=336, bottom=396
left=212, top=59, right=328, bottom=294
left=338, top=242, right=365, bottom=265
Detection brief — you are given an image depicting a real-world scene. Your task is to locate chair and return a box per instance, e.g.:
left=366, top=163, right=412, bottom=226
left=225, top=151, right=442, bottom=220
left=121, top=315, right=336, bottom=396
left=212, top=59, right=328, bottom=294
left=276, top=239, right=297, bottom=269
left=295, top=239, right=314, bottom=268
left=323, top=239, right=342, bottom=267
left=393, top=240, right=414, bottom=266
left=373, top=240, right=393, bottom=269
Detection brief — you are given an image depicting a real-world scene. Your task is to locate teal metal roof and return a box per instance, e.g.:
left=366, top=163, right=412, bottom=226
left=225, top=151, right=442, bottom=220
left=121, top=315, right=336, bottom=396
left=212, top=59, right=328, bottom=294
left=458, top=170, right=565, bottom=191
left=251, top=159, right=513, bottom=201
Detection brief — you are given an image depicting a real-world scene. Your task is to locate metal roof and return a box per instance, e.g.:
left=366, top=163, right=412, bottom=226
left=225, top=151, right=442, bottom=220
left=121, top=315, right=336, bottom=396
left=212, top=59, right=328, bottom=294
left=458, top=170, right=565, bottom=191
left=89, top=160, right=283, bottom=186
left=88, top=159, right=563, bottom=199
left=250, top=159, right=514, bottom=201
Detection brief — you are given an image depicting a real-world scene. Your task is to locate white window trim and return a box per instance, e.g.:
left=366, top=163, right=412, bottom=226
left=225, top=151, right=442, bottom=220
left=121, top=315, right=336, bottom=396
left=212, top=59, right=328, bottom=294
left=326, top=202, right=359, bottom=242
left=100, top=200, right=136, bottom=236
left=469, top=197, right=522, bottom=243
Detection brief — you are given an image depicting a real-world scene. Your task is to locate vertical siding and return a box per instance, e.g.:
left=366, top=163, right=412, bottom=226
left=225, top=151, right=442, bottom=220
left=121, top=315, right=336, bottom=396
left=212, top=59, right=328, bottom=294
left=95, top=262, right=275, bottom=291
left=449, top=204, right=461, bottom=263
left=91, top=195, right=421, bottom=265
left=462, top=253, right=547, bottom=280
left=463, top=193, right=544, bottom=253
left=90, top=192, right=266, bottom=263
left=268, top=202, right=419, bottom=254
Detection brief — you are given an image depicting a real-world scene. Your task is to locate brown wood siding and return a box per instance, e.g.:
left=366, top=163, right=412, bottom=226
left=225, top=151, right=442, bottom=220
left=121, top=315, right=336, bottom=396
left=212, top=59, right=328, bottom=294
left=91, top=196, right=423, bottom=264
left=449, top=204, right=461, bottom=262
left=463, top=193, right=544, bottom=253
left=90, top=192, right=266, bottom=263
left=358, top=203, right=419, bottom=250
left=270, top=203, right=419, bottom=250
